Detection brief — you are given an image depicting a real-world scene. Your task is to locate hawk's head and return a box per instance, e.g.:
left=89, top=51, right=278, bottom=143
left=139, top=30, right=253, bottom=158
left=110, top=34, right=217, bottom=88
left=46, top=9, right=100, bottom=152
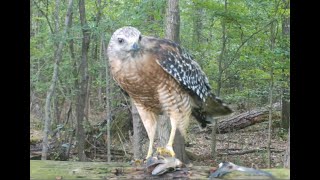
left=107, top=26, right=143, bottom=60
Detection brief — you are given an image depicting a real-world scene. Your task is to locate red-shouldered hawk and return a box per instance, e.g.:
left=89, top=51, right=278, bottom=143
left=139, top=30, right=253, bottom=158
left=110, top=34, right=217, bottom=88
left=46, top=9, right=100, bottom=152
left=107, top=26, right=232, bottom=159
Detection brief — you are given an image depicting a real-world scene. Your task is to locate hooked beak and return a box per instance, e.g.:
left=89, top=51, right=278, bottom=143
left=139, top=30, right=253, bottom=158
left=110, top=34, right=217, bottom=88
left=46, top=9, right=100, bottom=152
left=131, top=42, right=140, bottom=52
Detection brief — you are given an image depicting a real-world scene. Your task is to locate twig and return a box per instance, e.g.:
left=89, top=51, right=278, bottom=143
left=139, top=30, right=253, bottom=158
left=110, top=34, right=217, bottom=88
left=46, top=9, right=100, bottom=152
left=117, top=132, right=127, bottom=156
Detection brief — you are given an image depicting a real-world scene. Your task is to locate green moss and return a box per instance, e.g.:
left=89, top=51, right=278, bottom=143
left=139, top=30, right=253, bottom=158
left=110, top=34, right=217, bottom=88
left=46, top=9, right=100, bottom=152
left=31, top=160, right=290, bottom=179
left=30, top=160, right=131, bottom=179
left=221, top=168, right=290, bottom=179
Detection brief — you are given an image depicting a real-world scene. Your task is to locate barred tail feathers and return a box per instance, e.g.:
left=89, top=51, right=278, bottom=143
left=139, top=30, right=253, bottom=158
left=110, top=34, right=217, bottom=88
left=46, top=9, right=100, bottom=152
left=191, top=93, right=232, bottom=128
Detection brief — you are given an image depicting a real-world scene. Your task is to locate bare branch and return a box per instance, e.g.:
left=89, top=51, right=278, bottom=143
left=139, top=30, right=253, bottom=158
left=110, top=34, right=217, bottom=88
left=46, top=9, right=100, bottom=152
left=34, top=0, right=54, bottom=34
left=222, top=19, right=276, bottom=72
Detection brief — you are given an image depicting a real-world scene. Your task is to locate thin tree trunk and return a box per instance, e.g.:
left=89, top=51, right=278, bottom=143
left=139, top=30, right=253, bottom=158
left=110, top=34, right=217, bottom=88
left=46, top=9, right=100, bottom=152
left=216, top=0, right=227, bottom=97
left=165, top=0, right=180, bottom=43
left=267, top=21, right=276, bottom=169
left=84, top=76, right=91, bottom=121
left=211, top=119, right=218, bottom=159
left=281, top=0, right=290, bottom=130
left=192, top=1, right=204, bottom=67
left=94, top=0, right=104, bottom=107
left=102, top=37, right=112, bottom=162
left=131, top=100, right=147, bottom=160
left=284, top=126, right=290, bottom=168
left=76, top=0, right=91, bottom=161
left=30, top=0, right=33, bottom=37
left=54, top=0, right=60, bottom=34
left=192, top=3, right=202, bottom=46
left=67, top=1, right=77, bottom=161
left=41, top=0, right=74, bottom=160
left=211, top=0, right=227, bottom=159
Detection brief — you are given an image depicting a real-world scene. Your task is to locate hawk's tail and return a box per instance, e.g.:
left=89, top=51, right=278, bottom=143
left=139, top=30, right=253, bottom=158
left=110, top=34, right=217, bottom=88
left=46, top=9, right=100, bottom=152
left=192, top=93, right=232, bottom=128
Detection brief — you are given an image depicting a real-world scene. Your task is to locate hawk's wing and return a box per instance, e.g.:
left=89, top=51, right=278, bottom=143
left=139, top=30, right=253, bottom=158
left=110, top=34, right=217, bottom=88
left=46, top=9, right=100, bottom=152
left=154, top=39, right=211, bottom=102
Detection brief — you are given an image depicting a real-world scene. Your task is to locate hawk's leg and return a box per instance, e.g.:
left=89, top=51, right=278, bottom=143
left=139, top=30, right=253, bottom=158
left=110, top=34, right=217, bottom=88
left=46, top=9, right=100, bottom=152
left=155, top=112, right=190, bottom=157
left=166, top=119, right=177, bottom=157
left=155, top=120, right=177, bottom=157
left=134, top=103, right=157, bottom=159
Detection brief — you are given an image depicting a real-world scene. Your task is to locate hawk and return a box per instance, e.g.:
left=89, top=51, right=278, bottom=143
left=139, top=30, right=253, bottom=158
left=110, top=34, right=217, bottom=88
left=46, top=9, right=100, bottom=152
left=107, top=26, right=232, bottom=159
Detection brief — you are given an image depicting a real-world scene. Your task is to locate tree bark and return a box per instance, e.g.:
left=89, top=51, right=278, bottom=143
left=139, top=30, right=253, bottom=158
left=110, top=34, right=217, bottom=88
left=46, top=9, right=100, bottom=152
left=30, top=0, right=33, bottom=37
left=216, top=109, right=269, bottom=134
left=284, top=126, right=290, bottom=168
left=281, top=99, right=290, bottom=130
left=281, top=0, right=290, bottom=130
left=41, top=0, right=74, bottom=160
left=54, top=0, right=61, bottom=34
left=192, top=1, right=203, bottom=47
left=76, top=0, right=91, bottom=161
left=216, top=0, right=227, bottom=97
left=131, top=100, right=147, bottom=160
left=267, top=20, right=276, bottom=169
left=165, top=0, right=180, bottom=43
left=211, top=0, right=227, bottom=159
left=102, top=37, right=112, bottom=162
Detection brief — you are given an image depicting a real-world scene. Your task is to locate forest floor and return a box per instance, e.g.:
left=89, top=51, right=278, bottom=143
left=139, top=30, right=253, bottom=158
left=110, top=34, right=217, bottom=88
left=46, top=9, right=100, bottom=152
left=186, top=120, right=287, bottom=168
left=30, top=113, right=288, bottom=170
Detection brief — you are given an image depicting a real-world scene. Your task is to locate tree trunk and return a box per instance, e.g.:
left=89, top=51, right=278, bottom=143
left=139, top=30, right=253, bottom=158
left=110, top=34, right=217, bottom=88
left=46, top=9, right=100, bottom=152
left=41, top=0, right=74, bottom=160
left=66, top=3, right=75, bottom=161
left=192, top=1, right=204, bottom=67
left=131, top=101, right=147, bottom=160
left=192, top=2, right=203, bottom=47
left=76, top=0, right=91, bottom=161
left=30, top=0, right=33, bottom=37
left=281, top=99, right=290, bottom=130
left=284, top=126, right=290, bottom=168
left=216, top=0, right=227, bottom=97
left=54, top=0, right=60, bottom=34
left=157, top=116, right=170, bottom=148
left=102, top=37, right=112, bottom=162
left=165, top=0, right=180, bottom=43
left=211, top=119, right=218, bottom=159
left=281, top=0, right=290, bottom=130
left=212, top=0, right=227, bottom=159
left=267, top=20, right=276, bottom=169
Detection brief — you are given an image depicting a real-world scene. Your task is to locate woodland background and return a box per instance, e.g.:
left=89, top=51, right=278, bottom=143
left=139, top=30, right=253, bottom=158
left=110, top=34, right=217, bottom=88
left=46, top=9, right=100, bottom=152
left=30, top=0, right=290, bottom=169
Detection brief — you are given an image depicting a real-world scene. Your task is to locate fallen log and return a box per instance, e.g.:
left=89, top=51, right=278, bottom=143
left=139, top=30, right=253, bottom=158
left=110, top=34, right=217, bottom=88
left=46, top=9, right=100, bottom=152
left=204, top=103, right=281, bottom=134
left=218, top=148, right=285, bottom=156
left=30, top=160, right=290, bottom=179
left=216, top=109, right=269, bottom=134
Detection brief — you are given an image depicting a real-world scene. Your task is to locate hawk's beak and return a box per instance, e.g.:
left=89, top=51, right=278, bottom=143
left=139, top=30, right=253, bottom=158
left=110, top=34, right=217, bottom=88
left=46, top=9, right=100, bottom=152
left=131, top=42, right=140, bottom=52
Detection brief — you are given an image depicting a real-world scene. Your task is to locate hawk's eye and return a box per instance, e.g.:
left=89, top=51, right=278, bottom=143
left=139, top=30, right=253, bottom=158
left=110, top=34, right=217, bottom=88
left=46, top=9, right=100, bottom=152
left=139, top=35, right=142, bottom=41
left=118, top=38, right=124, bottom=44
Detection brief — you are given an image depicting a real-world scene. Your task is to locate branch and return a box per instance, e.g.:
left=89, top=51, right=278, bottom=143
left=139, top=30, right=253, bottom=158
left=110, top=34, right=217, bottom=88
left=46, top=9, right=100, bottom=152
left=222, top=19, right=276, bottom=72
left=34, top=0, right=55, bottom=34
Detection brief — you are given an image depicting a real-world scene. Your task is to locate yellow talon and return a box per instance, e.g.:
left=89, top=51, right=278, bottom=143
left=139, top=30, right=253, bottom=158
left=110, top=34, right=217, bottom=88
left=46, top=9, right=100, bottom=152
left=156, top=146, right=176, bottom=157
left=132, top=159, right=144, bottom=166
